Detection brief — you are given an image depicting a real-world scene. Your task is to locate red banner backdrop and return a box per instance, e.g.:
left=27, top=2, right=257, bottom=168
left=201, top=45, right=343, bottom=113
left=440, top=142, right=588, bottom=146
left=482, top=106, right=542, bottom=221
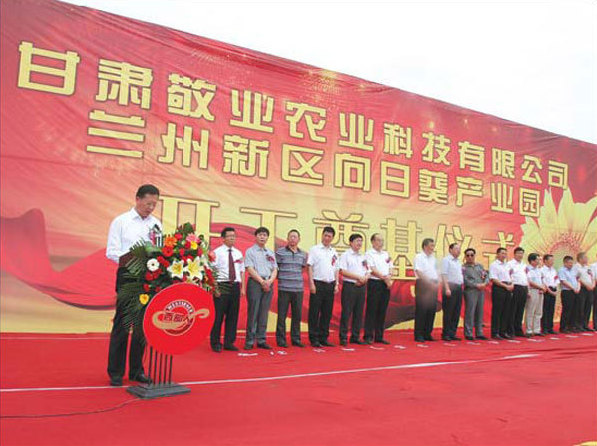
left=1, top=0, right=596, bottom=333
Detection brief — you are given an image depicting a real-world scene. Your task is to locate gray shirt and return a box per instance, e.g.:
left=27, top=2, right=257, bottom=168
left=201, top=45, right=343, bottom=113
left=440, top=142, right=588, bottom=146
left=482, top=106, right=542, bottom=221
left=463, top=263, right=489, bottom=290
left=275, top=246, right=307, bottom=292
left=245, top=244, right=278, bottom=279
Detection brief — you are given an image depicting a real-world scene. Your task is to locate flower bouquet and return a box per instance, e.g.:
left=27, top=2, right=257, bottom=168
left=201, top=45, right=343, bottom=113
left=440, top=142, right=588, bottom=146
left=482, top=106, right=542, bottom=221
left=117, top=222, right=218, bottom=333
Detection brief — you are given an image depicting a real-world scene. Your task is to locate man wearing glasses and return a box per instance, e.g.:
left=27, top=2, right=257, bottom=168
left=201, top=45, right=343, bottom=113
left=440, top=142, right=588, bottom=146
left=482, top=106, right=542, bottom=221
left=462, top=248, right=489, bottom=340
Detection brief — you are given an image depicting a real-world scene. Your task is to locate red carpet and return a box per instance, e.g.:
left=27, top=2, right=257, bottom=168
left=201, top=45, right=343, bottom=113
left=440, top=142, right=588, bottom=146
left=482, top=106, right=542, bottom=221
left=1, top=330, right=596, bottom=446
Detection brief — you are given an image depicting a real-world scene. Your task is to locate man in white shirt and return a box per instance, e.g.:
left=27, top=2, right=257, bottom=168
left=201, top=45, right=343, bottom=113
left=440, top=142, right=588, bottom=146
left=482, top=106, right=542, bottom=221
left=210, top=227, right=246, bottom=353
left=540, top=254, right=560, bottom=334
left=106, top=184, right=161, bottom=387
left=507, top=247, right=529, bottom=337
left=364, top=233, right=393, bottom=345
left=413, top=238, right=439, bottom=342
left=525, top=253, right=546, bottom=336
left=307, top=226, right=339, bottom=348
left=489, top=247, right=514, bottom=339
left=338, top=234, right=370, bottom=345
left=575, top=252, right=595, bottom=332
left=440, top=243, right=464, bottom=341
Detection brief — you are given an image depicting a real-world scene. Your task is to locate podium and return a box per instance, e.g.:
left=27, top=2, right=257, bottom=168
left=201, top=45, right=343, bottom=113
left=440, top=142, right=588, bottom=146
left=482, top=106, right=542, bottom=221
left=127, top=282, right=214, bottom=399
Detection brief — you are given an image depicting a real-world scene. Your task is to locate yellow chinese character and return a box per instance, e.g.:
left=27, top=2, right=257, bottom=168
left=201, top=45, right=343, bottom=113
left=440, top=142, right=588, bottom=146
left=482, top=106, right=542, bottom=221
left=491, top=148, right=515, bottom=179
left=519, top=187, right=540, bottom=217
left=434, top=224, right=473, bottom=259
left=158, top=123, right=209, bottom=168
left=521, top=155, right=543, bottom=184
left=481, top=231, right=515, bottom=267
left=490, top=182, right=514, bottom=213
left=281, top=144, right=324, bottom=185
left=547, top=160, right=568, bottom=189
left=380, top=219, right=422, bottom=280
left=458, top=141, right=485, bottom=172
left=421, top=131, right=451, bottom=165
left=240, top=208, right=298, bottom=251
left=96, top=59, right=153, bottom=109
left=418, top=169, right=448, bottom=204
left=222, top=134, right=269, bottom=178
left=18, top=41, right=80, bottom=95
left=86, top=109, right=145, bottom=158
left=285, top=101, right=326, bottom=143
left=160, top=195, right=220, bottom=238
left=455, top=176, right=484, bottom=206
left=338, top=112, right=374, bottom=151
left=334, top=153, right=371, bottom=191
left=167, top=73, right=216, bottom=120
left=230, top=89, right=274, bottom=133
left=380, top=161, right=410, bottom=198
left=383, top=123, right=413, bottom=158
left=312, top=211, right=370, bottom=253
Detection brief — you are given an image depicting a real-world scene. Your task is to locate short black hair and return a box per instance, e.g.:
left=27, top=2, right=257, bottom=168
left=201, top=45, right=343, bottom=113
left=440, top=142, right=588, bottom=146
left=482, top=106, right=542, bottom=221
left=496, top=247, right=507, bottom=254
left=370, top=233, right=381, bottom=243
left=514, top=247, right=525, bottom=254
left=563, top=255, right=573, bottom=263
left=322, top=226, right=336, bottom=236
left=422, top=238, right=434, bottom=249
left=288, top=229, right=300, bottom=237
left=449, top=242, right=459, bottom=250
left=136, top=184, right=159, bottom=198
left=528, top=253, right=539, bottom=262
left=255, top=226, right=270, bottom=236
left=543, top=254, right=553, bottom=262
left=577, top=252, right=586, bottom=262
left=349, top=233, right=363, bottom=243
left=221, top=227, right=235, bottom=238
left=464, top=248, right=476, bottom=255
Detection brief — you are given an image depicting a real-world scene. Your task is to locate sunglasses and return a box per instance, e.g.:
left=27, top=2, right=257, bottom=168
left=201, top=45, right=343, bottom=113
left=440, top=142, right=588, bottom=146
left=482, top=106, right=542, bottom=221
left=465, top=253, right=475, bottom=257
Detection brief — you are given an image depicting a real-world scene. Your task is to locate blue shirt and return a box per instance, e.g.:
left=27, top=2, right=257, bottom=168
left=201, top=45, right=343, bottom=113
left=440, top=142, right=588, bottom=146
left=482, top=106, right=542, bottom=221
left=558, top=266, right=578, bottom=291
left=245, top=244, right=278, bottom=279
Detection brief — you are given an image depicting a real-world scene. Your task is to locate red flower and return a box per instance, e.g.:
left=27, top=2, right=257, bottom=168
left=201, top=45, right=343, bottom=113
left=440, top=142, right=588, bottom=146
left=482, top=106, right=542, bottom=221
left=174, top=233, right=183, bottom=240
left=143, top=283, right=150, bottom=292
left=157, top=256, right=166, bottom=264
left=153, top=271, right=161, bottom=280
left=145, top=272, right=153, bottom=281
left=198, top=248, right=203, bottom=256
left=205, top=268, right=214, bottom=285
left=162, top=246, right=174, bottom=257
left=179, top=248, right=185, bottom=257
left=208, top=251, right=216, bottom=262
left=184, top=241, right=191, bottom=249
left=155, top=286, right=162, bottom=293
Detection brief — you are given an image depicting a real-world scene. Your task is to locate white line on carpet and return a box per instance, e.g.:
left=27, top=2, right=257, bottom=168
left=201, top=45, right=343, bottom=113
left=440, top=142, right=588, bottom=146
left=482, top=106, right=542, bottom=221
left=0, top=353, right=538, bottom=394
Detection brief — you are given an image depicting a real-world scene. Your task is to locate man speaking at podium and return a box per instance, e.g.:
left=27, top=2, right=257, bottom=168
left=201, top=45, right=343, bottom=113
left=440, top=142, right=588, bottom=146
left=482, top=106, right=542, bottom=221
left=105, top=184, right=161, bottom=386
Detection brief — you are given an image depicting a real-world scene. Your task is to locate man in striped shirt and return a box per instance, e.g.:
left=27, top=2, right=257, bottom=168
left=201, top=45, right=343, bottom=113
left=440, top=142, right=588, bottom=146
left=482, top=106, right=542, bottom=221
left=275, top=230, right=308, bottom=347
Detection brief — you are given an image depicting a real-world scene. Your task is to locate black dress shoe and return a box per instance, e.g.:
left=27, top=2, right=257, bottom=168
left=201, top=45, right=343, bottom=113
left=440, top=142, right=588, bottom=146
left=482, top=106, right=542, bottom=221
left=257, top=343, right=272, bottom=350
left=277, top=342, right=288, bottom=348
left=476, top=335, right=488, bottom=341
left=548, top=330, right=558, bottom=334
left=465, top=335, right=474, bottom=341
left=491, top=334, right=502, bottom=340
left=244, top=344, right=254, bottom=350
left=320, top=340, right=335, bottom=347
left=424, top=336, right=436, bottom=342
left=110, top=377, right=123, bottom=387
left=501, top=333, right=512, bottom=339
left=224, top=344, right=239, bottom=351
left=340, top=339, right=347, bottom=346
left=375, top=339, right=391, bottom=345
left=212, top=345, right=223, bottom=352
left=535, top=333, right=545, bottom=337
left=363, top=339, right=373, bottom=345
left=130, top=373, right=151, bottom=384
left=291, top=341, right=305, bottom=348
left=514, top=331, right=525, bottom=338
left=441, top=336, right=452, bottom=341
left=414, top=337, right=426, bottom=342
left=524, top=333, right=533, bottom=338
left=311, top=341, right=322, bottom=348
left=350, top=339, right=366, bottom=345
left=450, top=336, right=462, bottom=341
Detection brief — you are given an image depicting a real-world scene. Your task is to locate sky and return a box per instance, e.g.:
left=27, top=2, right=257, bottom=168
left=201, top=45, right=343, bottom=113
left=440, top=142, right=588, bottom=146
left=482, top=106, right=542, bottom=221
left=62, top=0, right=597, bottom=144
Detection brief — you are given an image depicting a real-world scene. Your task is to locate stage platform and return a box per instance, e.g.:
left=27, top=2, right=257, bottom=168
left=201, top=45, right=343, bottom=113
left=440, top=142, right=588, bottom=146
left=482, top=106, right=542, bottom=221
left=1, top=329, right=596, bottom=446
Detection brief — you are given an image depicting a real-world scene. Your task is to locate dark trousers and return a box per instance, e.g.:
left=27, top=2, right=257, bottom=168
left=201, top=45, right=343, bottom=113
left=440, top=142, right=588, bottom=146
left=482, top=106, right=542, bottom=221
left=107, top=267, right=145, bottom=380
left=491, top=284, right=512, bottom=336
left=339, top=282, right=366, bottom=342
left=210, top=282, right=240, bottom=348
left=576, top=286, right=590, bottom=329
left=414, top=279, right=438, bottom=339
left=560, top=289, right=575, bottom=331
left=276, top=289, right=304, bottom=344
left=364, top=279, right=390, bottom=342
left=581, top=286, right=593, bottom=329
left=541, top=288, right=557, bottom=332
left=511, top=285, right=528, bottom=335
left=442, top=283, right=463, bottom=338
left=308, top=280, right=335, bottom=344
